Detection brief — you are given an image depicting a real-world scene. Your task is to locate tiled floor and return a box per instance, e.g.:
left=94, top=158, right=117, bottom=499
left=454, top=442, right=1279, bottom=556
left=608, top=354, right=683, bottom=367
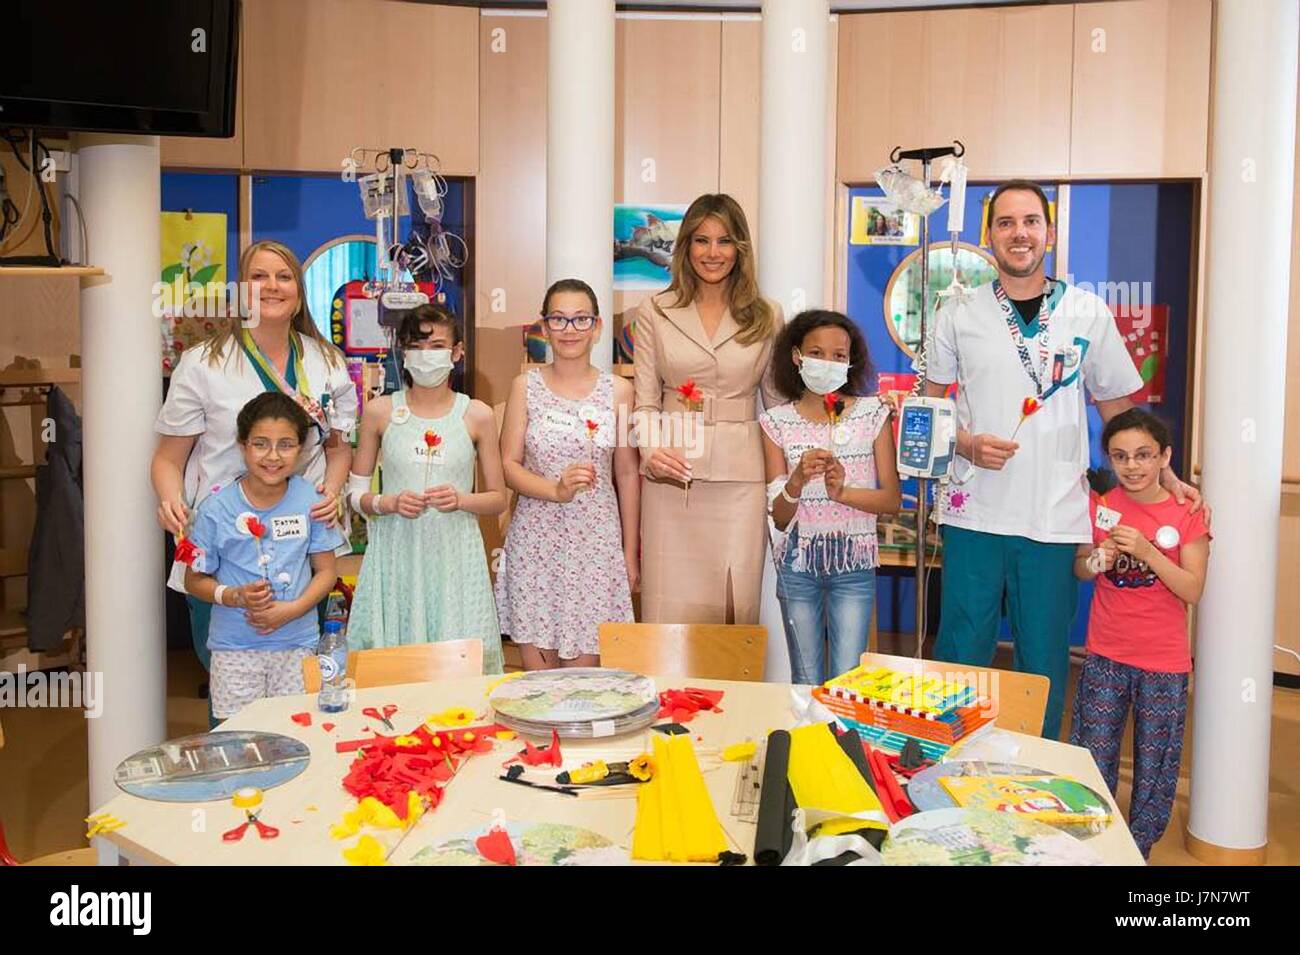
left=0, top=645, right=1295, bottom=864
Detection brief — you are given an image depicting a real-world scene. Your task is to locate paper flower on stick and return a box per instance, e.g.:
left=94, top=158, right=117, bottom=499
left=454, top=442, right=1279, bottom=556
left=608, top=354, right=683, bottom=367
left=675, top=379, right=704, bottom=412
left=673, top=380, right=704, bottom=506
left=476, top=825, right=517, bottom=866
left=1011, top=395, right=1042, bottom=440
left=585, top=418, right=600, bottom=467
left=245, top=517, right=266, bottom=539
left=173, top=537, right=200, bottom=567
left=824, top=391, right=846, bottom=447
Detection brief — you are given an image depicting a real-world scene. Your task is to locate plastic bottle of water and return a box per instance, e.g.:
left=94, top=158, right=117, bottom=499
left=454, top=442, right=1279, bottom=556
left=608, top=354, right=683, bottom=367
left=317, top=619, right=349, bottom=713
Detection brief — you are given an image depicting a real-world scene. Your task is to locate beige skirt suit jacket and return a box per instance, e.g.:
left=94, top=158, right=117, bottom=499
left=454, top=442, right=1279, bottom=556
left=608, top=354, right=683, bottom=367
left=632, top=291, right=784, bottom=624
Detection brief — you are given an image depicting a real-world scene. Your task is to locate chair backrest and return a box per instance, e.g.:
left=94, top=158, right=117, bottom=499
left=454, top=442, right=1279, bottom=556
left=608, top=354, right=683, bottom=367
left=598, top=623, right=766, bottom=682
left=301, top=640, right=484, bottom=693
left=857, top=651, right=1050, bottom=736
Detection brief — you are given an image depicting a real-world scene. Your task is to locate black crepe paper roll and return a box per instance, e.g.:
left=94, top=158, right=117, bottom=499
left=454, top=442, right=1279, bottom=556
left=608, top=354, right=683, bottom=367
left=754, top=729, right=793, bottom=866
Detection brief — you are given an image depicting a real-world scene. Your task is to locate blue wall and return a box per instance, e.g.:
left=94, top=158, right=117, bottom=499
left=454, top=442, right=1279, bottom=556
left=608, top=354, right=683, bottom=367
left=843, top=181, right=1195, bottom=643
left=159, top=172, right=240, bottom=277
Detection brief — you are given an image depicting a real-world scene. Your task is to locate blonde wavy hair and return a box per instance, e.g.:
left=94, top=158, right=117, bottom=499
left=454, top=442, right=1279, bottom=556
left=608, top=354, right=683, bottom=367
left=659, top=193, right=775, bottom=346
left=203, top=239, right=343, bottom=369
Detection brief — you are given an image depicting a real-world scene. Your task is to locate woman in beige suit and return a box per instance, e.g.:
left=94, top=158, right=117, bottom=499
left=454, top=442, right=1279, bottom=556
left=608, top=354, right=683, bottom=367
left=633, top=193, right=782, bottom=624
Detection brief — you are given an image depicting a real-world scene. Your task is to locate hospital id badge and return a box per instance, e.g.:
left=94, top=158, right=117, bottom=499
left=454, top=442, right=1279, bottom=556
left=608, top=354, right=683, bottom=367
left=1095, top=505, right=1122, bottom=532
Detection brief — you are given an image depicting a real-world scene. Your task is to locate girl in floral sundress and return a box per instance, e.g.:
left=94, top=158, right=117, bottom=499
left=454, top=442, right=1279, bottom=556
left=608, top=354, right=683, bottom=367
left=495, top=279, right=640, bottom=669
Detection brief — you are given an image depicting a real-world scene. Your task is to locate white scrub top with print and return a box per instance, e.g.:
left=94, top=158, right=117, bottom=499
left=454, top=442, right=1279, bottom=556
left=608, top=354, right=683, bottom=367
left=922, top=280, right=1142, bottom=544
left=156, top=336, right=359, bottom=589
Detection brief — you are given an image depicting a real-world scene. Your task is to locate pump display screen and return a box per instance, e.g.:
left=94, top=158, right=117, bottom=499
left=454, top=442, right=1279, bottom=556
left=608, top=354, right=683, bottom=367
left=900, top=405, right=933, bottom=466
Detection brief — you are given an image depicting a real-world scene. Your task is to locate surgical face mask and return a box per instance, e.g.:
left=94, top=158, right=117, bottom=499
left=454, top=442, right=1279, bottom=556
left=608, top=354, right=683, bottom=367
left=796, top=353, right=849, bottom=395
left=404, top=348, right=454, bottom=387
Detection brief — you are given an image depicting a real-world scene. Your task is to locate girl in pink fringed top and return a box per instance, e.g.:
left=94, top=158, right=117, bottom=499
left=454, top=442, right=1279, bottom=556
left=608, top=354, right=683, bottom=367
left=760, top=310, right=900, bottom=685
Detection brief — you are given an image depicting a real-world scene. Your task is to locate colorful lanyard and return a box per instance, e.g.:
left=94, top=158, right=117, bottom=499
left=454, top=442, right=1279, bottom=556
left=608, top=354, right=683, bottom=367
left=239, top=329, right=330, bottom=436
left=992, top=277, right=1058, bottom=397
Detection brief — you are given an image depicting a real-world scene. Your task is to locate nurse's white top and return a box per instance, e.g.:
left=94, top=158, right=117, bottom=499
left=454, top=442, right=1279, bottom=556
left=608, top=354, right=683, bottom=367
left=156, top=335, right=359, bottom=589
left=923, top=280, right=1141, bottom=544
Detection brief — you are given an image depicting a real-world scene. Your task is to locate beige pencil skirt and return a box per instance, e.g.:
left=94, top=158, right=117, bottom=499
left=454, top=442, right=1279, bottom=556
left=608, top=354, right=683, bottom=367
left=638, top=476, right=767, bottom=625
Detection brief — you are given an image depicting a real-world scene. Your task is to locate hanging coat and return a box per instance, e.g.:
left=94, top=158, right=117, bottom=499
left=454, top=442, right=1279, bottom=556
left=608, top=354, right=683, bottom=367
left=26, top=385, right=85, bottom=651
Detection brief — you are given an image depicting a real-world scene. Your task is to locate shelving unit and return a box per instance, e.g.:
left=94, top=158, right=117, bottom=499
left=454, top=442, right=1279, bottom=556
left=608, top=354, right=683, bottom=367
left=0, top=266, right=105, bottom=280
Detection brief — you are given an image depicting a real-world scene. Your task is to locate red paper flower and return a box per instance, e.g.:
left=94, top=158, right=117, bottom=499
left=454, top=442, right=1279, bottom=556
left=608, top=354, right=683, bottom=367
left=675, top=379, right=704, bottom=411
left=585, top=419, right=600, bottom=439
left=475, top=826, right=517, bottom=866
left=824, top=391, right=845, bottom=423
left=656, top=687, right=726, bottom=723
left=173, top=537, right=200, bottom=567
left=245, top=517, right=267, bottom=539
left=423, top=430, right=442, bottom=449
left=1021, top=396, right=1041, bottom=419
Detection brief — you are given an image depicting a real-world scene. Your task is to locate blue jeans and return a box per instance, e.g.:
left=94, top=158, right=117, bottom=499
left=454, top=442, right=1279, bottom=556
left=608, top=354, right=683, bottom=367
left=775, top=542, right=876, bottom=686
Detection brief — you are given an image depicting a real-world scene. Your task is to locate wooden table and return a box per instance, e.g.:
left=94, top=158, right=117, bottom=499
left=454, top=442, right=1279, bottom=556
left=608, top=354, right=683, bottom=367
left=90, top=676, right=1146, bottom=866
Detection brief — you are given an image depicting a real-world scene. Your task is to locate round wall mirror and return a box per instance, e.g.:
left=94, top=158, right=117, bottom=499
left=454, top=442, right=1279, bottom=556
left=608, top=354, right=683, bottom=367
left=882, top=242, right=998, bottom=358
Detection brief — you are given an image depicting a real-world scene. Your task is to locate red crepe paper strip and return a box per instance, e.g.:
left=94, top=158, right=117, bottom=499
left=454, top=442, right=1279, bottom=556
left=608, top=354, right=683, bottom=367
left=475, top=826, right=517, bottom=866
left=656, top=687, right=725, bottom=723
left=173, top=537, right=200, bottom=567
left=290, top=712, right=312, bottom=727
left=501, top=729, right=562, bottom=768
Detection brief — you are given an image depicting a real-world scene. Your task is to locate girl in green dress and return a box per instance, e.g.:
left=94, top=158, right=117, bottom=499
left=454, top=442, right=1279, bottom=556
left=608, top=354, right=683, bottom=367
left=345, top=305, right=506, bottom=672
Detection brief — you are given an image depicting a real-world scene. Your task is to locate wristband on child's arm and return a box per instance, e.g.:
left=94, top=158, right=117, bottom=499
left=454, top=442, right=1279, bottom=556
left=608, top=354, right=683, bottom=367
left=213, top=584, right=228, bottom=607
left=346, top=471, right=373, bottom=516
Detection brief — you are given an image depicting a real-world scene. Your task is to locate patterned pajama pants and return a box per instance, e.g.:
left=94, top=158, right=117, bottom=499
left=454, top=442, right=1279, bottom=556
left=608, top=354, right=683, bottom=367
left=1069, top=653, right=1188, bottom=858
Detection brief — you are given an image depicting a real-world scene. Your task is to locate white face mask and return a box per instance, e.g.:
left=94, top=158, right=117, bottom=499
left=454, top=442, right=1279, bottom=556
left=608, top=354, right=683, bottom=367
left=796, top=353, right=849, bottom=395
left=404, top=348, right=454, bottom=387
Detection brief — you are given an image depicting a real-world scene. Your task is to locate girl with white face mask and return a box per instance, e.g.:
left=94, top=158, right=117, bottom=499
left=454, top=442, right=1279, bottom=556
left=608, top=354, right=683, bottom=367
left=759, top=310, right=902, bottom=685
left=344, top=305, right=506, bottom=670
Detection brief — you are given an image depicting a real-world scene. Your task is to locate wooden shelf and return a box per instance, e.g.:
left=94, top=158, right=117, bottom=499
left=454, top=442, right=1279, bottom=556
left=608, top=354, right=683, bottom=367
left=0, top=367, right=80, bottom=387
left=0, top=465, right=36, bottom=480
left=0, top=266, right=105, bottom=278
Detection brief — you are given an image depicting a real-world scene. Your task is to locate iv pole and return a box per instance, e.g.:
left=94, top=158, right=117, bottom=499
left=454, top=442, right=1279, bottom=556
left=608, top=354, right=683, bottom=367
left=889, top=141, right=964, bottom=658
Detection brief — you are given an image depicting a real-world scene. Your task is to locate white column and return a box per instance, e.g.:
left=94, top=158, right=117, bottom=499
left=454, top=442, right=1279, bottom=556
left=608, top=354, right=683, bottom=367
left=1189, top=0, right=1298, bottom=861
left=757, top=0, right=831, bottom=682
left=547, top=0, right=614, bottom=370
left=78, top=134, right=166, bottom=810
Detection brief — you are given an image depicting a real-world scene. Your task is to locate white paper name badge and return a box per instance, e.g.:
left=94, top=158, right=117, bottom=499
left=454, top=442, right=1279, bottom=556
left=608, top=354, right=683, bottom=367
left=542, top=409, right=577, bottom=434
left=1094, top=505, right=1122, bottom=532
left=271, top=514, right=308, bottom=540
left=416, top=442, right=444, bottom=463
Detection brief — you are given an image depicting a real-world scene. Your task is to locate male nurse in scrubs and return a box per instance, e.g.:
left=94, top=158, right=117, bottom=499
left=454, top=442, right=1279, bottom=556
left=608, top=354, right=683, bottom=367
left=922, top=180, right=1204, bottom=739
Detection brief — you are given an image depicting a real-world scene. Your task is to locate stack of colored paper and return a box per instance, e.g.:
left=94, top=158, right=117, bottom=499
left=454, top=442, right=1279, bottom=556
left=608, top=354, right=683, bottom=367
left=938, top=774, right=1112, bottom=827
left=812, top=664, right=998, bottom=759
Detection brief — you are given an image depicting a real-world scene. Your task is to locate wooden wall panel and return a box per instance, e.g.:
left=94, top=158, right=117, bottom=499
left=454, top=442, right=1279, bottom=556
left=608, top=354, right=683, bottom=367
left=476, top=14, right=546, bottom=334
left=1070, top=0, right=1212, bottom=178
left=837, top=5, right=1073, bottom=184
left=242, top=0, right=478, bottom=175
left=719, top=19, right=761, bottom=237
left=615, top=18, right=722, bottom=205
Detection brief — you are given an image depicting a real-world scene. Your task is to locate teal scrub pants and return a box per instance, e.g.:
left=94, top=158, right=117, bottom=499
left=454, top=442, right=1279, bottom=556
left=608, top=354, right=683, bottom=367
left=934, top=525, right=1079, bottom=739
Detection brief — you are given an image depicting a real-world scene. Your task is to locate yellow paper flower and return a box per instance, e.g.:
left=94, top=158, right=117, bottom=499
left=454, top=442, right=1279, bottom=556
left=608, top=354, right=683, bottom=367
left=343, top=835, right=387, bottom=866
left=722, top=741, right=757, bottom=762
left=628, top=754, right=656, bottom=782
left=394, top=735, right=422, bottom=748
left=426, top=706, right=478, bottom=728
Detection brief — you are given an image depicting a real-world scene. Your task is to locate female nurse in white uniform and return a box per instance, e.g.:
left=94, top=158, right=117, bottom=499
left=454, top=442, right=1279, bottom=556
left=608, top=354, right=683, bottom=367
left=151, top=239, right=357, bottom=694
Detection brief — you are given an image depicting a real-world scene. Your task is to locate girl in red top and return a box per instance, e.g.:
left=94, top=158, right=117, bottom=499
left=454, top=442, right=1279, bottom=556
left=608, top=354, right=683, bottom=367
left=1070, top=408, right=1210, bottom=858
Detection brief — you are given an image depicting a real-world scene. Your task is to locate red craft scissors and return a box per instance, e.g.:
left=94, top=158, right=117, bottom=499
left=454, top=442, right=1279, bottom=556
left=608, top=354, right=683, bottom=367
left=362, top=705, right=397, bottom=732
left=222, top=810, right=280, bottom=842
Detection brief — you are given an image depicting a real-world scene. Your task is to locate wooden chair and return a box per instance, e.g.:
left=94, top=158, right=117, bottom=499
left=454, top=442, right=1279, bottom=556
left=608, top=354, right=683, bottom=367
left=301, top=640, right=484, bottom=693
left=857, top=651, right=1050, bottom=736
left=598, top=623, right=767, bottom=682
